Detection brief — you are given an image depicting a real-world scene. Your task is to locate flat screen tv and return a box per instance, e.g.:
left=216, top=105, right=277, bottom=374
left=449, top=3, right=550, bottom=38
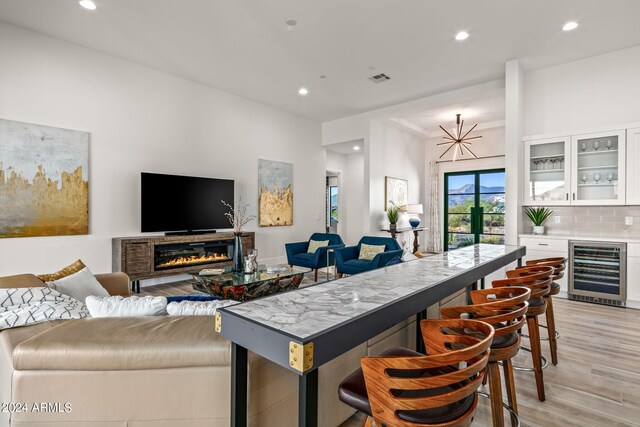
left=141, top=172, right=234, bottom=234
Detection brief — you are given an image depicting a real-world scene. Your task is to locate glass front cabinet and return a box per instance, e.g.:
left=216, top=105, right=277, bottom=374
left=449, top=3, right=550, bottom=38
left=570, top=130, right=626, bottom=205
left=524, top=130, right=626, bottom=206
left=524, top=136, right=572, bottom=205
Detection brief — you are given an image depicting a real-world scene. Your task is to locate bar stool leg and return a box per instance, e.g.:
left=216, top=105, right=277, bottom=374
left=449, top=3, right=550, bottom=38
left=502, top=359, right=518, bottom=418
left=488, top=361, right=505, bottom=427
left=545, top=296, right=559, bottom=365
left=526, top=315, right=546, bottom=401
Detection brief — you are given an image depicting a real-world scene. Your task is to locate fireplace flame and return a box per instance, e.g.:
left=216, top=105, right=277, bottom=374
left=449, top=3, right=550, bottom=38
left=156, top=253, right=229, bottom=269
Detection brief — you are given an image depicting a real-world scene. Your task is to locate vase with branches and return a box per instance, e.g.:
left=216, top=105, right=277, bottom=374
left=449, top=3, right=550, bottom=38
left=222, top=198, right=256, bottom=272
left=524, top=207, right=553, bottom=235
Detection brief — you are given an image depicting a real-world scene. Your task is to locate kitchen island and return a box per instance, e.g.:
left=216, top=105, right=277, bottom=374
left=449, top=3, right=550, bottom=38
left=216, top=243, right=526, bottom=427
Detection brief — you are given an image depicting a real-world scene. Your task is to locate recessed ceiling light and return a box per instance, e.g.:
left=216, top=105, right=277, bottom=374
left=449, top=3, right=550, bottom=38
left=79, top=0, right=97, bottom=10
left=562, top=21, right=579, bottom=31
left=353, top=145, right=360, bottom=151
left=455, top=31, right=469, bottom=41
left=298, top=87, right=309, bottom=96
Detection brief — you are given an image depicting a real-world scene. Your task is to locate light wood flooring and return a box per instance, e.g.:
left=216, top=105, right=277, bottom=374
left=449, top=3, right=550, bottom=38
left=340, top=298, right=640, bottom=427
left=141, top=280, right=640, bottom=426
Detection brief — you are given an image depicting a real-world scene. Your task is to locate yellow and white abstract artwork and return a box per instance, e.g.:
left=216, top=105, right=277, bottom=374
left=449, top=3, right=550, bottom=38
left=0, top=119, right=89, bottom=238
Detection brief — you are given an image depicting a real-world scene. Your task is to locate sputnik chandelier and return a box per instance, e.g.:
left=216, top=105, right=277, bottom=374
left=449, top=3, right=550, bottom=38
left=438, top=113, right=482, bottom=160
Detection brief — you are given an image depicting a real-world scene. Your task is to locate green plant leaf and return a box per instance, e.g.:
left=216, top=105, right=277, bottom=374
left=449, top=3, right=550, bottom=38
left=524, top=207, right=554, bottom=226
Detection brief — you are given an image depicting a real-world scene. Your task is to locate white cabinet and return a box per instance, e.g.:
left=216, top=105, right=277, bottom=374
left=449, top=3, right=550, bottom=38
left=626, top=243, right=640, bottom=302
left=524, top=129, right=626, bottom=206
left=626, top=128, right=640, bottom=205
left=519, top=236, right=569, bottom=292
left=523, top=137, right=571, bottom=206
left=570, top=130, right=626, bottom=205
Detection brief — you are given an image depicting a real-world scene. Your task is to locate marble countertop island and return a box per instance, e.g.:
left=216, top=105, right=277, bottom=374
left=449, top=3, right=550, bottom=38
left=218, top=243, right=525, bottom=372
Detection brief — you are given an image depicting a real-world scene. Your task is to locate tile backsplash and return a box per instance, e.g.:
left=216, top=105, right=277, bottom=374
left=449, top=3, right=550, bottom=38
left=522, top=206, right=640, bottom=239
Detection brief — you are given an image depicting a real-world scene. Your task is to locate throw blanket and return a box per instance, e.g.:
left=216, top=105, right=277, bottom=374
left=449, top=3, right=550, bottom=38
left=0, top=288, right=89, bottom=330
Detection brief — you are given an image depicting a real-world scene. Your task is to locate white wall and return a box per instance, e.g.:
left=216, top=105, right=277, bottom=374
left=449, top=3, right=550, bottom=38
left=368, top=120, right=426, bottom=250
left=524, top=45, right=640, bottom=136
left=0, top=22, right=324, bottom=278
left=344, top=154, right=365, bottom=246
left=505, top=60, right=525, bottom=247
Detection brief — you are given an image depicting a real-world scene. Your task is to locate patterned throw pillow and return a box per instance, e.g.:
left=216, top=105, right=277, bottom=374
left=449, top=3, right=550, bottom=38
left=0, top=288, right=88, bottom=330
left=307, top=239, right=330, bottom=253
left=358, top=244, right=386, bottom=261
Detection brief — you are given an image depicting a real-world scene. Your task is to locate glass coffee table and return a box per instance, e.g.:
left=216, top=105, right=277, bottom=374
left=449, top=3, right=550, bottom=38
left=189, top=266, right=311, bottom=302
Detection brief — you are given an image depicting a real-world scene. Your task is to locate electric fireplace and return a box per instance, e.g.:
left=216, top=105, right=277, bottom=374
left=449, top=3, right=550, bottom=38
left=154, top=240, right=233, bottom=271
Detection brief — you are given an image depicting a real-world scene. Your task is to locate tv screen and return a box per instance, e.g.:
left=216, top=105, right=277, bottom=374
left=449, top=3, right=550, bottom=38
left=141, top=172, right=234, bottom=233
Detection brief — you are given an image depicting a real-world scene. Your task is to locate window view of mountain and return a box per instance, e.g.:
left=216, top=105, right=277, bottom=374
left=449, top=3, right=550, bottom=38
left=446, top=173, right=506, bottom=250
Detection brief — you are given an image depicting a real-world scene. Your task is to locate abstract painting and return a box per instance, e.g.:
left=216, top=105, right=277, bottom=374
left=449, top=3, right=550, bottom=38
left=385, top=176, right=408, bottom=211
left=0, top=119, right=89, bottom=238
left=258, top=159, right=293, bottom=227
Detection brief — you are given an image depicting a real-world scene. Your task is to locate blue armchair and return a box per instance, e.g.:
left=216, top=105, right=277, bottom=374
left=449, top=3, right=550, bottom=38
left=334, top=236, right=403, bottom=276
left=285, top=233, right=345, bottom=281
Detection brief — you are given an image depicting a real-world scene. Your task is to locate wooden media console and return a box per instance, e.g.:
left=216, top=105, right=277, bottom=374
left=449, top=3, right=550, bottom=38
left=112, top=232, right=255, bottom=293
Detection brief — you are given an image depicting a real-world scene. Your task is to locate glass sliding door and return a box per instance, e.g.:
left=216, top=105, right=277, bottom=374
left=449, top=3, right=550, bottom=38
left=444, top=169, right=505, bottom=251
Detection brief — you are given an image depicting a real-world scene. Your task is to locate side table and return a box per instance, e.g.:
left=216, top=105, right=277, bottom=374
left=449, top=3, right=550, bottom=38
left=380, top=226, right=427, bottom=254
left=325, top=248, right=337, bottom=281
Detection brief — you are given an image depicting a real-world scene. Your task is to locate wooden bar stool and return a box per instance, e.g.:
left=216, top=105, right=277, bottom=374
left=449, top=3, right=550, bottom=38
left=338, top=318, right=494, bottom=427
left=522, top=257, right=567, bottom=365
left=492, top=265, right=553, bottom=402
left=441, top=286, right=530, bottom=427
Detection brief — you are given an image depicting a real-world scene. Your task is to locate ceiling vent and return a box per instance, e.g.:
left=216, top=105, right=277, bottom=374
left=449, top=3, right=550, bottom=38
left=368, top=73, right=391, bottom=83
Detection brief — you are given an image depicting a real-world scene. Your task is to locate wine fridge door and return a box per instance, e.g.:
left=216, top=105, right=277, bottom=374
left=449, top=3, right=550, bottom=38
left=569, top=241, right=626, bottom=304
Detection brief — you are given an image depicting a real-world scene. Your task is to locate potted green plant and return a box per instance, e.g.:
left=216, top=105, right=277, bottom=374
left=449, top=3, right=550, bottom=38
left=524, top=207, right=554, bottom=235
left=387, top=205, right=399, bottom=230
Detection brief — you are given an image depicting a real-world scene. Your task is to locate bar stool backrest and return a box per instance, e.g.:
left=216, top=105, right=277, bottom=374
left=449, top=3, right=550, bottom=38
left=492, top=265, right=553, bottom=299
left=440, top=287, right=531, bottom=338
left=524, top=257, right=567, bottom=281
left=360, top=319, right=494, bottom=427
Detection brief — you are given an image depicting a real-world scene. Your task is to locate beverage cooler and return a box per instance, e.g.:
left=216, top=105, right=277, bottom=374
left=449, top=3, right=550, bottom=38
left=569, top=241, right=626, bottom=306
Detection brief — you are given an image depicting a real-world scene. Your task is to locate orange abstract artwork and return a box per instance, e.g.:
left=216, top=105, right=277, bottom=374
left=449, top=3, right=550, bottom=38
left=0, top=119, right=89, bottom=238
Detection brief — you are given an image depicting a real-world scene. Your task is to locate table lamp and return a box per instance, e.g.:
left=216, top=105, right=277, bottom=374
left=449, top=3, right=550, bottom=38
left=407, top=204, right=423, bottom=228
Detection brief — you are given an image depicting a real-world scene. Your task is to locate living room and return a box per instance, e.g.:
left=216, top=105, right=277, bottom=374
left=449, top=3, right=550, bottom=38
left=1, top=1, right=640, bottom=427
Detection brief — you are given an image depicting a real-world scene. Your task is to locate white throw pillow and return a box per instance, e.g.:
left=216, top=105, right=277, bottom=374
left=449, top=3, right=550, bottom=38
left=85, top=295, right=167, bottom=317
left=46, top=266, right=109, bottom=304
left=166, top=299, right=239, bottom=316
left=0, top=288, right=88, bottom=330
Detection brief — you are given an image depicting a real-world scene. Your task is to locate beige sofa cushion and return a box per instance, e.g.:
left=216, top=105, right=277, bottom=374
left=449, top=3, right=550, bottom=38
left=13, top=316, right=230, bottom=371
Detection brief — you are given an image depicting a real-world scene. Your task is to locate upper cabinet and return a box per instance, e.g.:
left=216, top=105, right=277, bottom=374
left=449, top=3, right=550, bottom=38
left=524, top=129, right=627, bottom=206
left=524, top=136, right=572, bottom=206
left=626, top=128, right=640, bottom=205
left=570, top=130, right=626, bottom=205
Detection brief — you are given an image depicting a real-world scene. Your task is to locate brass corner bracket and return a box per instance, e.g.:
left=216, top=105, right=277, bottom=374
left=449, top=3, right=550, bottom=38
left=214, top=312, right=222, bottom=333
left=289, top=341, right=314, bottom=373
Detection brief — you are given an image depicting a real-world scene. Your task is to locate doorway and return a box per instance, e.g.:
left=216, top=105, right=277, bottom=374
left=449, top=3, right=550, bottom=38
left=326, top=174, right=339, bottom=234
left=444, top=169, right=505, bottom=251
